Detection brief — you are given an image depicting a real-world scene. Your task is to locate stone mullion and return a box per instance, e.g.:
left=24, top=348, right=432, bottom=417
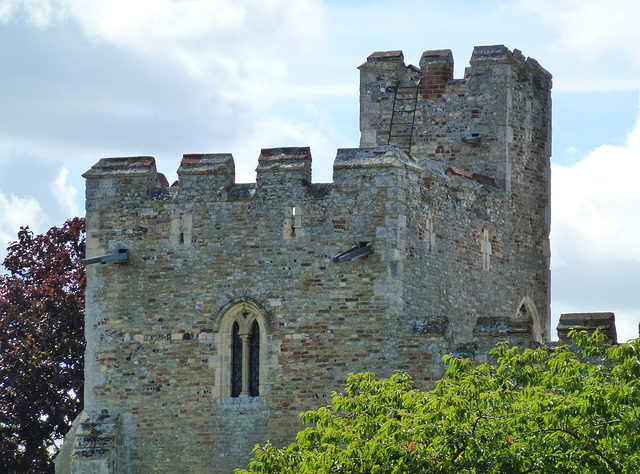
left=240, top=334, right=250, bottom=396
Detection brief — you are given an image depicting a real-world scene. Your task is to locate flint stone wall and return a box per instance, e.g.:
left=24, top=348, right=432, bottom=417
left=57, top=45, right=552, bottom=473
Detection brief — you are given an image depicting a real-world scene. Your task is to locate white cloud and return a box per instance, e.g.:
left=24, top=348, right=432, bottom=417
left=49, top=167, right=79, bottom=217
left=0, top=0, right=66, bottom=26
left=518, top=0, right=640, bottom=63
left=615, top=310, right=640, bottom=342
left=0, top=169, right=81, bottom=265
left=0, top=0, right=16, bottom=22
left=551, top=112, right=640, bottom=266
left=514, top=0, right=640, bottom=92
left=0, top=191, right=46, bottom=233
left=70, top=0, right=247, bottom=44
left=0, top=190, right=48, bottom=261
left=551, top=107, right=640, bottom=342
left=4, top=0, right=325, bottom=105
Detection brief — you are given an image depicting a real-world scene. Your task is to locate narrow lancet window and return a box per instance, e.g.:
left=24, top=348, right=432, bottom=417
left=249, top=320, right=260, bottom=396
left=231, top=321, right=243, bottom=397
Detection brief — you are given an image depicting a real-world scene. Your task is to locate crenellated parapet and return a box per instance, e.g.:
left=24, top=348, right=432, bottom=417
left=466, top=44, right=551, bottom=83
left=83, top=156, right=163, bottom=200
left=83, top=146, right=423, bottom=208
left=418, top=49, right=454, bottom=101
left=359, top=44, right=552, bottom=194
left=256, top=146, right=312, bottom=187
left=176, top=153, right=235, bottom=201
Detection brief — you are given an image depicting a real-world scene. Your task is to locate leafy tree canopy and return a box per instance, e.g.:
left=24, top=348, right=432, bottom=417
left=239, top=332, right=640, bottom=473
left=0, top=217, right=85, bottom=473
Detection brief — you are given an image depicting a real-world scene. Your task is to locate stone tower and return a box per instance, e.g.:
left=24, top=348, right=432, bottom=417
left=56, top=45, right=552, bottom=473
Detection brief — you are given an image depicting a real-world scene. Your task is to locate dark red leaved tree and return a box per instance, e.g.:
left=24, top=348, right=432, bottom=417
left=0, top=217, right=85, bottom=473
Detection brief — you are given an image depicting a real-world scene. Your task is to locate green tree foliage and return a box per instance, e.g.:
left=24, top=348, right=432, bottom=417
left=240, top=332, right=640, bottom=473
left=0, top=218, right=85, bottom=473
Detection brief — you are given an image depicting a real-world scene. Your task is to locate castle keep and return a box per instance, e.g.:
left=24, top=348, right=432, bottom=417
left=57, top=45, right=552, bottom=473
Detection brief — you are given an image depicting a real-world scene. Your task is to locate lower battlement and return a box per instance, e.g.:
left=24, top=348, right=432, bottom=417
left=84, top=146, right=422, bottom=195
left=84, top=146, right=502, bottom=203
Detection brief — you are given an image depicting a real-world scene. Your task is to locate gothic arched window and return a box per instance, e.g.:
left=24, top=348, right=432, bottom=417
left=515, top=296, right=545, bottom=343
left=215, top=301, right=267, bottom=399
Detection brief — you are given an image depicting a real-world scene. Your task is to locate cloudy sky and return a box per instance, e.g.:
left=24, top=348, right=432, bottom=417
left=1, top=0, right=639, bottom=341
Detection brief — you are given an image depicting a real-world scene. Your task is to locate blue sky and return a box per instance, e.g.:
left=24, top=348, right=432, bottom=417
left=1, top=0, right=639, bottom=341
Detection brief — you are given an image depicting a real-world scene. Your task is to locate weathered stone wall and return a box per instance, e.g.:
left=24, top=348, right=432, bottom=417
left=359, top=44, right=552, bottom=345
left=57, top=45, right=552, bottom=473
